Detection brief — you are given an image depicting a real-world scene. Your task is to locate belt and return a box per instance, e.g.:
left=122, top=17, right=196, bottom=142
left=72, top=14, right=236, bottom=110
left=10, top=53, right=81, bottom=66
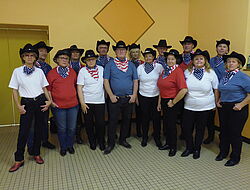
left=117, top=95, right=130, bottom=99
left=22, top=93, right=45, bottom=101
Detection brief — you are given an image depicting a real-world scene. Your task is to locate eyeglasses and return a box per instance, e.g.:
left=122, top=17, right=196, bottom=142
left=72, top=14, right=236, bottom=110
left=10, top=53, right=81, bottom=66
left=58, top=57, right=69, bottom=61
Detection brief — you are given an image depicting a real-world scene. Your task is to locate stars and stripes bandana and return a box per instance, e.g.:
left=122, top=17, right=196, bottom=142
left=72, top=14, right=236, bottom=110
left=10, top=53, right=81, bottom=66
left=98, top=55, right=110, bottom=67
left=114, top=58, right=128, bottom=72
left=193, top=67, right=205, bottom=80
left=131, top=59, right=144, bottom=68
left=86, top=65, right=99, bottom=80
left=223, top=69, right=239, bottom=85
left=23, top=65, right=35, bottom=75
left=70, top=61, right=81, bottom=73
left=57, top=66, right=69, bottom=78
left=162, top=64, right=178, bottom=79
left=183, top=53, right=191, bottom=65
left=215, top=56, right=223, bottom=67
left=144, top=62, right=154, bottom=74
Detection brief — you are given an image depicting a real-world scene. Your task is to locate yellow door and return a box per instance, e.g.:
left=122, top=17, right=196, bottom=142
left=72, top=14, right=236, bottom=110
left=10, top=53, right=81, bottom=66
left=0, top=27, right=49, bottom=125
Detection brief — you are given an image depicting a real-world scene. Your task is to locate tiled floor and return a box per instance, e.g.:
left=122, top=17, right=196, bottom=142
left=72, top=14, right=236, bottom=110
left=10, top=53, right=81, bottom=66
left=0, top=125, right=250, bottom=190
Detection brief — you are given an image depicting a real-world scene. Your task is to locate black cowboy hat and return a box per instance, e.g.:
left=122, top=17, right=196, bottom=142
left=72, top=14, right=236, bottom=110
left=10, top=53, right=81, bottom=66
left=223, top=51, right=246, bottom=66
left=153, top=39, right=172, bottom=49
left=216, top=39, right=230, bottom=48
left=81, top=50, right=98, bottom=62
left=128, top=43, right=141, bottom=51
left=112, top=40, right=128, bottom=51
left=67, top=45, right=84, bottom=55
left=191, top=49, right=210, bottom=61
left=19, top=43, right=39, bottom=58
left=53, top=49, right=71, bottom=63
left=180, top=36, right=197, bottom=48
left=96, top=40, right=110, bottom=52
left=33, top=41, right=53, bottom=53
left=164, top=49, right=183, bottom=64
left=142, top=48, right=156, bottom=58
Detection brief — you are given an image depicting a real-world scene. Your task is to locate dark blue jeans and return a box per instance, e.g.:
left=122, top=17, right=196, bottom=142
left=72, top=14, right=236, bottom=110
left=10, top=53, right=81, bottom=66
left=53, top=105, right=79, bottom=151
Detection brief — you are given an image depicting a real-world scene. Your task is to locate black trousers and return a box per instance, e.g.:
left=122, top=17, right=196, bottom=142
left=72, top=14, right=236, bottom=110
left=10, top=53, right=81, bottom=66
left=161, top=98, right=181, bottom=149
left=183, top=109, right=210, bottom=151
left=108, top=97, right=133, bottom=146
left=76, top=107, right=84, bottom=137
left=205, top=110, right=216, bottom=139
left=83, top=104, right=105, bottom=145
left=219, top=103, right=248, bottom=162
left=15, top=94, right=46, bottom=161
left=138, top=94, right=161, bottom=142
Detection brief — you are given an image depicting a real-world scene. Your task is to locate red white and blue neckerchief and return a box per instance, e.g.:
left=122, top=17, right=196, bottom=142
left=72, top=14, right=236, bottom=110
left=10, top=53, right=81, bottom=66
left=57, top=66, right=69, bottom=78
left=215, top=56, right=224, bottom=67
left=86, top=65, right=99, bottom=80
left=35, top=61, right=52, bottom=76
left=23, top=65, right=35, bottom=75
left=223, top=69, right=239, bottom=85
left=131, top=59, right=144, bottom=68
left=70, top=61, right=81, bottom=74
left=162, top=64, right=178, bottom=79
left=97, top=55, right=111, bottom=67
left=193, top=67, right=205, bottom=80
left=114, top=57, right=129, bottom=72
left=144, top=62, right=155, bottom=74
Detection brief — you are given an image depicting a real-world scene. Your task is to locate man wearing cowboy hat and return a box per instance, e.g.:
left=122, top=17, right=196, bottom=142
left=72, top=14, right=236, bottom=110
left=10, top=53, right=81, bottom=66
left=96, top=40, right=113, bottom=68
left=103, top=40, right=138, bottom=154
left=153, top=39, right=172, bottom=69
left=179, top=36, right=197, bottom=71
left=27, top=41, right=55, bottom=154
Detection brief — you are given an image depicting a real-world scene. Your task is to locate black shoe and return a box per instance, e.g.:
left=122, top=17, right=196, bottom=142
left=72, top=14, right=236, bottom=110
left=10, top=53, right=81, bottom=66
left=169, top=149, right=177, bottom=157
left=67, top=147, right=75, bottom=154
left=155, top=140, right=162, bottom=148
left=90, top=143, right=96, bottom=150
left=42, top=141, right=56, bottom=149
left=76, top=136, right=84, bottom=144
left=193, top=150, right=200, bottom=159
left=203, top=137, right=214, bottom=144
left=136, top=131, right=142, bottom=138
left=60, top=150, right=67, bottom=156
left=99, top=144, right=106, bottom=151
left=141, top=139, right=147, bottom=147
left=159, top=144, right=170, bottom=150
left=224, top=159, right=239, bottom=167
left=104, top=146, right=114, bottom=155
left=119, top=141, right=132, bottom=149
left=181, top=149, right=193, bottom=157
left=215, top=154, right=227, bottom=161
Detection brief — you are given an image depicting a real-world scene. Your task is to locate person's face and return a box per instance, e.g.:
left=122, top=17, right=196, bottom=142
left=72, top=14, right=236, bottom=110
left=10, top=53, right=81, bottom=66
left=216, top=44, right=229, bottom=56
left=130, top=48, right=140, bottom=60
left=183, top=42, right=194, bottom=53
left=226, top=58, right=240, bottom=71
left=98, top=45, right=109, bottom=56
left=115, top=48, right=127, bottom=59
left=193, top=55, right=206, bottom=68
left=38, top=48, right=48, bottom=61
left=86, top=58, right=97, bottom=68
left=167, top=55, right=176, bottom=67
left=57, top=55, right=70, bottom=67
left=22, top=53, right=36, bottom=65
left=144, top=54, right=154, bottom=63
left=157, top=47, right=167, bottom=56
left=71, top=50, right=80, bottom=60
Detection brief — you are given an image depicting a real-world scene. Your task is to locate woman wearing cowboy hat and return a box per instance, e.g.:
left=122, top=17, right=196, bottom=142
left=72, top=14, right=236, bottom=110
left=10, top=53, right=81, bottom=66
left=157, top=49, right=187, bottom=156
left=216, top=51, right=250, bottom=166
left=77, top=50, right=106, bottom=151
left=47, top=49, right=79, bottom=156
left=8, top=43, right=51, bottom=172
left=181, top=49, right=219, bottom=159
left=137, top=48, right=163, bottom=148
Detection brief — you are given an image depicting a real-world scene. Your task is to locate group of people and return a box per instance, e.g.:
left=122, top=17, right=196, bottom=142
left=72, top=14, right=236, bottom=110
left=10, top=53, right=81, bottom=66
left=8, top=36, right=250, bottom=173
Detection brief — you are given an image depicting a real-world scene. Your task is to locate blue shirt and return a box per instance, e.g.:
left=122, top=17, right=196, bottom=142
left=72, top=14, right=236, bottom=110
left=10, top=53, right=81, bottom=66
left=35, top=61, right=52, bottom=76
left=103, top=59, right=138, bottom=96
left=96, top=55, right=113, bottom=68
left=218, top=71, right=250, bottom=102
left=210, top=56, right=226, bottom=82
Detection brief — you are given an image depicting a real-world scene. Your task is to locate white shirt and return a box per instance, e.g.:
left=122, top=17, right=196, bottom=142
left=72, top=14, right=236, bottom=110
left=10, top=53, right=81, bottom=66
left=137, top=63, right=164, bottom=97
left=9, top=66, right=48, bottom=98
left=184, top=69, right=219, bottom=111
left=77, top=65, right=105, bottom=104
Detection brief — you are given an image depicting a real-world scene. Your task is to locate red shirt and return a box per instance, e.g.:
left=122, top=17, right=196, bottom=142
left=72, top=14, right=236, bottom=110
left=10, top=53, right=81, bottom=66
left=47, top=67, right=78, bottom=109
left=179, top=61, right=192, bottom=71
left=157, top=67, right=187, bottom=98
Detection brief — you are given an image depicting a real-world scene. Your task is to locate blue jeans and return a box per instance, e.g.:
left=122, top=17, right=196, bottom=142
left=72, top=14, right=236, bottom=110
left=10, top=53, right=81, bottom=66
left=53, top=105, right=79, bottom=151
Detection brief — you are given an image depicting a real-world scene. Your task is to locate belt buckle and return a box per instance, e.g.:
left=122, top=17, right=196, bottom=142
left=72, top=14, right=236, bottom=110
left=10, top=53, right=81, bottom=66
left=33, top=96, right=38, bottom=101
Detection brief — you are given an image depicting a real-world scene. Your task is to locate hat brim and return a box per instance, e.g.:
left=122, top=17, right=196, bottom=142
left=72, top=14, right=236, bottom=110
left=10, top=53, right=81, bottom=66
left=81, top=55, right=98, bottom=62
left=180, top=40, right=197, bottom=48
left=142, top=51, right=156, bottom=58
left=112, top=46, right=128, bottom=51
left=68, top=48, right=84, bottom=56
left=223, top=54, right=246, bottom=67
left=191, top=52, right=210, bottom=61
left=153, top=45, right=172, bottom=49
left=34, top=45, right=53, bottom=53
